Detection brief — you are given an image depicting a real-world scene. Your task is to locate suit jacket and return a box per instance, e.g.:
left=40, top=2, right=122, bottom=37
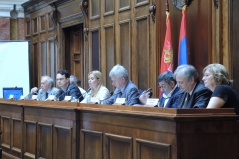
left=158, top=86, right=181, bottom=108
left=58, top=84, right=83, bottom=101
left=103, top=80, right=139, bottom=106
left=25, top=87, right=60, bottom=101
left=176, top=82, right=212, bottom=108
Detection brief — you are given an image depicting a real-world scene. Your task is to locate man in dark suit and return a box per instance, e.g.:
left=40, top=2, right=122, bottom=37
left=173, top=64, right=212, bottom=108
left=138, top=71, right=181, bottom=108
left=103, top=64, right=139, bottom=106
left=56, top=69, right=84, bottom=102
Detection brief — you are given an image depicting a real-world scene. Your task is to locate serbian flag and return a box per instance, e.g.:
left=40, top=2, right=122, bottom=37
left=159, top=11, right=173, bottom=96
left=160, top=11, right=173, bottom=74
left=178, top=5, right=188, bottom=65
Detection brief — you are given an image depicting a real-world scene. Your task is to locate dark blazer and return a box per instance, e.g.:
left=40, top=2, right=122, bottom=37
left=159, top=86, right=181, bottom=108
left=58, top=84, right=83, bottom=101
left=176, top=82, right=212, bottom=108
left=103, top=80, right=139, bottom=106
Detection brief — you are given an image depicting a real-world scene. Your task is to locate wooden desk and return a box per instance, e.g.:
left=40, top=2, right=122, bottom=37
left=0, top=99, right=238, bottom=159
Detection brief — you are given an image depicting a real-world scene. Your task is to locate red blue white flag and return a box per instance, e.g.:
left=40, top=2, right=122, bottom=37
left=178, top=6, right=188, bottom=65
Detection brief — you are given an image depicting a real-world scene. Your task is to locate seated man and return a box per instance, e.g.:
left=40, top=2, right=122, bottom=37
left=139, top=71, right=181, bottom=108
left=173, top=64, right=212, bottom=108
left=56, top=70, right=84, bottom=102
left=103, top=64, right=139, bottom=106
left=70, top=75, right=86, bottom=97
left=25, top=75, right=60, bottom=100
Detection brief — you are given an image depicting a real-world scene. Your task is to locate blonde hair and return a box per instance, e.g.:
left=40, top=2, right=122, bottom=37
left=203, top=63, right=233, bottom=86
left=88, top=70, right=103, bottom=96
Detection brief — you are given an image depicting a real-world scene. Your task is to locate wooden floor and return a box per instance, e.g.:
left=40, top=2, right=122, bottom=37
left=0, top=99, right=239, bottom=159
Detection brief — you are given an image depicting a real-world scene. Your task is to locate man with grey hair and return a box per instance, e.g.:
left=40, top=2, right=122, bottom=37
left=70, top=75, right=86, bottom=97
left=173, top=64, right=212, bottom=108
left=25, top=75, right=60, bottom=100
left=103, top=64, right=139, bottom=105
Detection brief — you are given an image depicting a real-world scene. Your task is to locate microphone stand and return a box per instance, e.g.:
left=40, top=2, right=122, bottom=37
left=78, top=88, right=91, bottom=102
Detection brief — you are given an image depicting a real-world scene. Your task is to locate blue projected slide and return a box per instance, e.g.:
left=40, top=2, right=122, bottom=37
left=3, top=87, right=23, bottom=100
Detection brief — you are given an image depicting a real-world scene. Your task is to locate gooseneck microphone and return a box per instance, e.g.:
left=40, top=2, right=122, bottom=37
left=125, top=88, right=152, bottom=105
left=100, top=90, right=122, bottom=104
left=78, top=88, right=91, bottom=102
left=56, top=87, right=72, bottom=101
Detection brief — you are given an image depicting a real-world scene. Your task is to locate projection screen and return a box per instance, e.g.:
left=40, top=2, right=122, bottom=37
left=0, top=41, right=30, bottom=98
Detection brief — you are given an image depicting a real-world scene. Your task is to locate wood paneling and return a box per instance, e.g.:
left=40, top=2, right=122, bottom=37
left=0, top=100, right=239, bottom=159
left=2, top=116, right=11, bottom=151
left=105, top=134, right=132, bottom=159
left=230, top=0, right=239, bottom=92
left=135, top=16, right=149, bottom=89
left=12, top=118, right=22, bottom=157
left=91, top=0, right=100, bottom=19
left=0, top=102, right=23, bottom=158
left=136, top=139, right=171, bottom=159
left=119, top=21, right=131, bottom=74
left=24, top=121, right=37, bottom=159
left=156, top=0, right=212, bottom=78
left=37, top=123, right=53, bottom=159
left=105, top=25, right=115, bottom=91
left=80, top=129, right=103, bottom=159
left=53, top=126, right=73, bottom=159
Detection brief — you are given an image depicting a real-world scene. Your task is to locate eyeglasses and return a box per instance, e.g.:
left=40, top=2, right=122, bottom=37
left=158, top=84, right=167, bottom=89
left=56, top=78, right=66, bottom=81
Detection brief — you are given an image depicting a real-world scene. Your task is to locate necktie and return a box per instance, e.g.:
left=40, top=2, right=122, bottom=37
left=117, top=91, right=122, bottom=98
left=159, top=98, right=165, bottom=107
left=46, top=92, right=49, bottom=99
left=183, top=93, right=190, bottom=108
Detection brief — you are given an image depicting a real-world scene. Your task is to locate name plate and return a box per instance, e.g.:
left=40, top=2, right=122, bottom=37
left=46, top=95, right=55, bottom=101
left=19, top=95, right=25, bottom=100
left=89, top=97, right=99, bottom=104
left=145, top=98, right=159, bottom=107
left=113, top=98, right=126, bottom=105
left=64, top=96, right=72, bottom=102
left=32, top=95, right=38, bottom=100
left=8, top=94, right=14, bottom=99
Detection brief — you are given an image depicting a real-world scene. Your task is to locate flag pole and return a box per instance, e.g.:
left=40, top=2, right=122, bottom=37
left=184, top=0, right=188, bottom=5
left=165, top=0, right=169, bottom=12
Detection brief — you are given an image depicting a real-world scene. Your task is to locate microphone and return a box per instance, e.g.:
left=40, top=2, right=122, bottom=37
left=31, top=87, right=39, bottom=95
left=56, top=86, right=72, bottom=101
left=100, top=90, right=122, bottom=104
left=126, top=88, right=152, bottom=105
left=78, top=88, right=91, bottom=102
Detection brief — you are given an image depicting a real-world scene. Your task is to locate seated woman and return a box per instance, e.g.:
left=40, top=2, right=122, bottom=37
left=81, top=70, right=110, bottom=104
left=202, top=63, right=239, bottom=114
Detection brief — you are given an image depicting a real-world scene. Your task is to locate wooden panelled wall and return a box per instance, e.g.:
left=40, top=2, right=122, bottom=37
left=22, top=0, right=239, bottom=96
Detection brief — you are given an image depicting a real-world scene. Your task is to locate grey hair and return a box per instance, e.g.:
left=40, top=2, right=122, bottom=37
left=109, top=64, right=129, bottom=80
left=70, top=75, right=78, bottom=84
left=41, top=76, right=54, bottom=88
left=174, top=64, right=199, bottom=82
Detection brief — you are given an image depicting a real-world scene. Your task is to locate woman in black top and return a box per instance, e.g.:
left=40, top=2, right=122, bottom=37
left=202, top=63, right=239, bottom=114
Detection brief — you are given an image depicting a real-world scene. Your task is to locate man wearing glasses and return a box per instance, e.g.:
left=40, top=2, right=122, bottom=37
left=139, top=71, right=181, bottom=108
left=56, top=69, right=84, bottom=102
